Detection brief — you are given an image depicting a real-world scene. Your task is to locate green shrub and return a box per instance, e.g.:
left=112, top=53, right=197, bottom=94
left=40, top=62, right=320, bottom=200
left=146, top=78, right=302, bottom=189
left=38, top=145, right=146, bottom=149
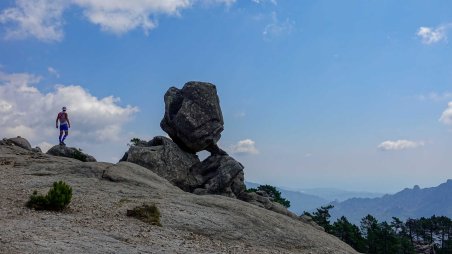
left=27, top=181, right=73, bottom=211
left=128, top=137, right=145, bottom=147
left=247, top=184, right=291, bottom=208
left=127, top=203, right=161, bottom=226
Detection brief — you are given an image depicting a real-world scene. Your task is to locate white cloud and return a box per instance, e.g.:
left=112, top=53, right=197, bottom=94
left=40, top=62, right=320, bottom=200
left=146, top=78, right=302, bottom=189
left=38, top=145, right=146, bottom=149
left=417, top=24, right=451, bottom=45
left=47, top=67, right=60, bottom=78
left=439, top=102, right=452, bottom=125
left=0, top=70, right=138, bottom=147
left=252, top=0, right=277, bottom=5
left=200, top=0, right=236, bottom=6
left=378, top=140, right=424, bottom=151
left=72, top=0, right=192, bottom=35
left=0, top=0, right=236, bottom=41
left=0, top=0, right=66, bottom=42
left=418, top=92, right=452, bottom=101
left=263, top=12, right=294, bottom=40
left=230, top=139, right=259, bottom=155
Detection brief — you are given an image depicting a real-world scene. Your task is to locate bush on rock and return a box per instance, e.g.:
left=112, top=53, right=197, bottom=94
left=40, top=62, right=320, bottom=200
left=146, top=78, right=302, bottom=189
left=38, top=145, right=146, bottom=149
left=27, top=181, right=73, bottom=211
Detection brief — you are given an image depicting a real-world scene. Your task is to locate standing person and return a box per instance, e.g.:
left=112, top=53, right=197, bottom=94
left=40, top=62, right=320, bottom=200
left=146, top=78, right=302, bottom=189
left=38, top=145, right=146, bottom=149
left=56, top=106, right=71, bottom=145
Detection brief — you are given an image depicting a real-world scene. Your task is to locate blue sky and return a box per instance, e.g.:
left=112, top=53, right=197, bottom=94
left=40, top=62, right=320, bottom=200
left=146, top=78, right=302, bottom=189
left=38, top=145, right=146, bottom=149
left=1, top=0, right=452, bottom=193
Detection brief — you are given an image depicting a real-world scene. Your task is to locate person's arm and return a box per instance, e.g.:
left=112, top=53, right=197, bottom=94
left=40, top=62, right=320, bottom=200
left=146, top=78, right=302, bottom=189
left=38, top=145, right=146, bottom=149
left=56, top=115, right=59, bottom=128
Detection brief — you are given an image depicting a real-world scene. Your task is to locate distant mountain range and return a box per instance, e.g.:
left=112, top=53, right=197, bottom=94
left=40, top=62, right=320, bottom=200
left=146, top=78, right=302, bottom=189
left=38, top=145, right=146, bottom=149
left=330, top=179, right=452, bottom=225
left=245, top=182, right=384, bottom=215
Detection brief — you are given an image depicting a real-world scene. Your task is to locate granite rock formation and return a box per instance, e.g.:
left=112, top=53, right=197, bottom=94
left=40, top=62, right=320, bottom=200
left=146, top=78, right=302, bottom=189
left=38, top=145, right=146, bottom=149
left=46, top=145, right=96, bottom=162
left=160, top=82, right=224, bottom=154
left=121, top=136, right=200, bottom=191
left=125, top=81, right=293, bottom=218
left=190, top=154, right=246, bottom=198
left=3, top=136, right=32, bottom=150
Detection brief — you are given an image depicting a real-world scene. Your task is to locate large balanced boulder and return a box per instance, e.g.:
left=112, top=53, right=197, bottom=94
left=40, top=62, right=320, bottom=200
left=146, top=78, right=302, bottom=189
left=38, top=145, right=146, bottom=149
left=46, top=145, right=96, bottom=162
left=122, top=136, right=200, bottom=191
left=160, top=82, right=224, bottom=154
left=190, top=154, right=246, bottom=198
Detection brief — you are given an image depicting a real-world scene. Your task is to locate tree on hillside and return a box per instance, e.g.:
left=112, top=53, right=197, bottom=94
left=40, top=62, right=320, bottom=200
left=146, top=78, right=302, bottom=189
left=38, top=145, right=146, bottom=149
left=246, top=184, right=291, bottom=208
left=360, top=214, right=380, bottom=253
left=390, top=217, right=414, bottom=254
left=332, top=216, right=366, bottom=252
left=304, top=205, right=334, bottom=233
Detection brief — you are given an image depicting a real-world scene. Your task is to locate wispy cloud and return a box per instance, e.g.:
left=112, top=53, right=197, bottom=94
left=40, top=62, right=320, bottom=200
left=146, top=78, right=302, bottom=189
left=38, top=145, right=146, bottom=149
left=252, top=0, right=277, bottom=5
left=417, top=92, right=452, bottom=101
left=47, top=67, right=60, bottom=78
left=230, top=139, right=259, bottom=155
left=417, top=24, right=452, bottom=45
left=439, top=102, right=452, bottom=126
left=378, top=140, right=424, bottom=151
left=0, top=70, right=138, bottom=144
left=263, top=12, right=294, bottom=40
left=0, top=0, right=236, bottom=41
left=234, top=111, right=246, bottom=118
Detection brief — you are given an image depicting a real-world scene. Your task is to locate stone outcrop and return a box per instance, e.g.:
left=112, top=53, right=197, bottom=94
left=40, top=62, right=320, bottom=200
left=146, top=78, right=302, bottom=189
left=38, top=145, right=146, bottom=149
left=160, top=82, right=224, bottom=154
left=4, top=136, right=32, bottom=150
left=121, top=136, right=200, bottom=191
left=1, top=137, right=42, bottom=152
left=46, top=145, right=96, bottom=162
left=238, top=191, right=299, bottom=219
left=190, top=155, right=246, bottom=198
left=122, top=137, right=245, bottom=197
left=123, top=81, right=295, bottom=219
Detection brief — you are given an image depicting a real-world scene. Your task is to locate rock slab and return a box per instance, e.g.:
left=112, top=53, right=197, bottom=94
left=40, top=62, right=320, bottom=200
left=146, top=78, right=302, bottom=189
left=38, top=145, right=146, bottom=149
left=46, top=145, right=96, bottom=162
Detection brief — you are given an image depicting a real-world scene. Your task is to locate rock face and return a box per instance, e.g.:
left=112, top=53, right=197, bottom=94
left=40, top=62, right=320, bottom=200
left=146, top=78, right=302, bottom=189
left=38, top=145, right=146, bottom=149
left=122, top=136, right=200, bottom=191
left=46, top=145, right=96, bottom=162
left=160, top=82, right=224, bottom=154
left=122, top=137, right=245, bottom=197
left=190, top=155, right=246, bottom=198
left=6, top=136, right=32, bottom=150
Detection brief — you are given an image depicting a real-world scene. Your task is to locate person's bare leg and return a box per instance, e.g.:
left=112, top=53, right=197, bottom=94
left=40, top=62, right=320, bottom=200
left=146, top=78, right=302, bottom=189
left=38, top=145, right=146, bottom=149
left=59, top=130, right=63, bottom=144
left=62, top=130, right=69, bottom=145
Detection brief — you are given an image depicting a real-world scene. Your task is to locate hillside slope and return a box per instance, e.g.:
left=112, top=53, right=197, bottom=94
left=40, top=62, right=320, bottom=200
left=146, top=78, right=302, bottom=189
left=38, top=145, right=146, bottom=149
left=0, top=144, right=358, bottom=254
left=331, top=181, right=452, bottom=225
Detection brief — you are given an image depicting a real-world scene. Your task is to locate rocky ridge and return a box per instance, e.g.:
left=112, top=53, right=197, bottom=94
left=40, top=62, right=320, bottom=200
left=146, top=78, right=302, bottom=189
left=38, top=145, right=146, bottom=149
left=0, top=142, right=358, bottom=253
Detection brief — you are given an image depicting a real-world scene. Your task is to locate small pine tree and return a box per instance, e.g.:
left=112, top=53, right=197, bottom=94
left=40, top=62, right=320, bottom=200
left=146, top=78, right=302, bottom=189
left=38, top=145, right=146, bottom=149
left=247, top=184, right=291, bottom=208
left=129, top=138, right=144, bottom=146
left=27, top=181, right=72, bottom=211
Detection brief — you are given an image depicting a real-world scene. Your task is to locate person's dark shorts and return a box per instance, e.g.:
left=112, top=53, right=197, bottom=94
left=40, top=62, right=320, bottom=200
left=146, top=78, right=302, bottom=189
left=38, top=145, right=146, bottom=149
left=60, top=124, right=69, bottom=131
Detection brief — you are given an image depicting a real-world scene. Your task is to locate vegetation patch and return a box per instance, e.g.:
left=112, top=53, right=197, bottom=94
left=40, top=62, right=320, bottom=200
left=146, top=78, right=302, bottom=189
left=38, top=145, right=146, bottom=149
left=27, top=181, right=73, bottom=211
left=73, top=148, right=87, bottom=162
left=127, top=203, right=161, bottom=226
left=247, top=184, right=291, bottom=208
left=128, top=138, right=145, bottom=147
